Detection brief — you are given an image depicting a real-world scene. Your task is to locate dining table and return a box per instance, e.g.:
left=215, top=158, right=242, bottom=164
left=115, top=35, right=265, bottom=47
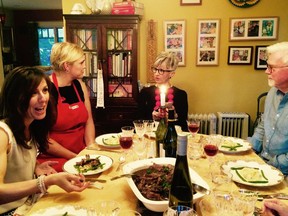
left=26, top=133, right=288, bottom=216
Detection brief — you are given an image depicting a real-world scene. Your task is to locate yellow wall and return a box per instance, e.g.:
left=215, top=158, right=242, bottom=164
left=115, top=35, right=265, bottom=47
left=62, top=0, right=288, bottom=122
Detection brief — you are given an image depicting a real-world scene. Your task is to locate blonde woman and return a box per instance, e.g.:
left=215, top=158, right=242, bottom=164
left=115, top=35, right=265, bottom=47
left=138, top=51, right=188, bottom=131
left=37, top=42, right=95, bottom=172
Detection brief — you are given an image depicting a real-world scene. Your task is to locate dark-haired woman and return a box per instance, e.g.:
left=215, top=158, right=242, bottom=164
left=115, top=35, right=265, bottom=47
left=0, top=67, right=89, bottom=216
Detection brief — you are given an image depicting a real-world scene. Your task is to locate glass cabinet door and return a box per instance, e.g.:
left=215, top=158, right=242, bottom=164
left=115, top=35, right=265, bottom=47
left=71, top=28, right=98, bottom=98
left=106, top=29, right=134, bottom=98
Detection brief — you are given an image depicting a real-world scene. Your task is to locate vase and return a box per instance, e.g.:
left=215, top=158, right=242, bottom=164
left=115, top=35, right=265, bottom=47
left=101, top=0, right=112, bottom=15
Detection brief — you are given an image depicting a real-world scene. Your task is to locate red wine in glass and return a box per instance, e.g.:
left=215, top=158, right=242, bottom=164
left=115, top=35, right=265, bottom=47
left=188, top=123, right=200, bottom=134
left=204, top=144, right=218, bottom=156
left=120, top=136, right=133, bottom=149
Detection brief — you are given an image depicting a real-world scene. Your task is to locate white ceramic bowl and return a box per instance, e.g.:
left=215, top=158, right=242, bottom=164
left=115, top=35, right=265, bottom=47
left=123, top=157, right=210, bottom=212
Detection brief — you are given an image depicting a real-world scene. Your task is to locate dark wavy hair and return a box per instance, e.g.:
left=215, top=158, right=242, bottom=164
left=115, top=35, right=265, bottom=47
left=0, top=66, right=57, bottom=152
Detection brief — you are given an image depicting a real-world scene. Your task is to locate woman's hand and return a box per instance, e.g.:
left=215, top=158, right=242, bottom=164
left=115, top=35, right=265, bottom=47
left=46, top=172, right=90, bottom=192
left=35, top=161, right=58, bottom=176
left=152, top=105, right=177, bottom=120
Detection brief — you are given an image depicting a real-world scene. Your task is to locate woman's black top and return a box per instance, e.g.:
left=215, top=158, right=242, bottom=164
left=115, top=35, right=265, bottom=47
left=138, top=85, right=188, bottom=131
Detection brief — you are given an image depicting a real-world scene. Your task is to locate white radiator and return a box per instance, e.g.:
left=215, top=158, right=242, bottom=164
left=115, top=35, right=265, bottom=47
left=188, top=113, right=217, bottom=135
left=217, top=112, right=249, bottom=139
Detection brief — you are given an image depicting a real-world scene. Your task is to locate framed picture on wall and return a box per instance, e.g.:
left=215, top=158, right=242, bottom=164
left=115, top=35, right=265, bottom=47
left=229, top=17, right=278, bottom=41
left=164, top=20, right=186, bottom=66
left=228, top=46, right=253, bottom=65
left=180, top=0, right=201, bottom=5
left=254, top=45, right=268, bottom=70
left=196, top=19, right=220, bottom=66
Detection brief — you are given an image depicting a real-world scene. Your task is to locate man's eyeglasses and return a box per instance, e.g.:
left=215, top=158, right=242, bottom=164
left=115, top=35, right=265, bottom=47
left=151, top=67, right=174, bottom=75
left=266, top=64, right=288, bottom=72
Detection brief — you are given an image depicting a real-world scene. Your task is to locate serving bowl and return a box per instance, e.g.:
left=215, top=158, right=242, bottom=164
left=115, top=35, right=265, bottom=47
left=122, top=157, right=210, bottom=212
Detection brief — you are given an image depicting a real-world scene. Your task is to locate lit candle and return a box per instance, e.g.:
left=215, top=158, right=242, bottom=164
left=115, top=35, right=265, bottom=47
left=160, top=86, right=166, bottom=107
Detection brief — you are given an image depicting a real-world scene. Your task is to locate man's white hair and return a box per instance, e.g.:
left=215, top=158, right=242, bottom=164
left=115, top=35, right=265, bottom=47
left=267, top=42, right=288, bottom=65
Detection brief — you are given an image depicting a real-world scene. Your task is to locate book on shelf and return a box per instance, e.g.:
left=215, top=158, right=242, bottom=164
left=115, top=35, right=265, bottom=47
left=108, top=52, right=132, bottom=77
left=107, top=30, right=133, bottom=50
left=85, top=30, right=93, bottom=50
left=84, top=52, right=98, bottom=76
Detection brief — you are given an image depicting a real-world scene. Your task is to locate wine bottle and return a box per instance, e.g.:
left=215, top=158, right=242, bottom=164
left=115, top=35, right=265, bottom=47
left=163, top=109, right=177, bottom=158
left=155, top=107, right=167, bottom=157
left=169, top=134, right=193, bottom=208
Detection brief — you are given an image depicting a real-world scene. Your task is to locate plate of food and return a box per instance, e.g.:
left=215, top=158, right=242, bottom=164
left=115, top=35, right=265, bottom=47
left=63, top=154, right=113, bottom=175
left=222, top=160, right=284, bottom=187
left=219, top=137, right=252, bottom=154
left=30, top=205, right=88, bottom=216
left=95, top=133, right=120, bottom=148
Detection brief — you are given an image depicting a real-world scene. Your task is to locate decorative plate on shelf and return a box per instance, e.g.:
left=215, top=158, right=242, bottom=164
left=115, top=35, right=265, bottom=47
left=86, top=0, right=104, bottom=13
left=228, top=0, right=260, bottom=8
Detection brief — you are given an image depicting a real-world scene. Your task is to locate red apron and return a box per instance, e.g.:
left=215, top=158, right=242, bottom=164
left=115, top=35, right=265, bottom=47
left=37, top=73, right=88, bottom=172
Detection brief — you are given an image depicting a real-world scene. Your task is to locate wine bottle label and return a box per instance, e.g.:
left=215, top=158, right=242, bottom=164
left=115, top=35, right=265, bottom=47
left=177, top=135, right=188, bottom=156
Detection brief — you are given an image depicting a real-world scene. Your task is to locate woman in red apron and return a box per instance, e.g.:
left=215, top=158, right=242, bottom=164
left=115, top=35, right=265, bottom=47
left=37, top=42, right=95, bottom=172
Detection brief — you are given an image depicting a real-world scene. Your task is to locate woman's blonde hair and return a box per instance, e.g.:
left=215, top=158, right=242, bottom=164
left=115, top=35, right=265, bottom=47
left=153, top=51, right=179, bottom=70
left=50, top=42, right=84, bottom=71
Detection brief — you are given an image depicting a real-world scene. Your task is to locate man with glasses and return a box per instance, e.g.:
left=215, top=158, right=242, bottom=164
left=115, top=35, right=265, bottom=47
left=251, top=42, right=288, bottom=177
left=137, top=51, right=188, bottom=131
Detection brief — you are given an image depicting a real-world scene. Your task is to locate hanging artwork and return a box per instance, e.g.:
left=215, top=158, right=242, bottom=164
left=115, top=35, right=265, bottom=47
left=180, top=0, right=201, bottom=5
left=254, top=45, right=267, bottom=70
left=196, top=19, right=220, bottom=66
left=228, top=46, right=253, bottom=65
left=229, top=17, right=278, bottom=41
left=164, top=20, right=186, bottom=66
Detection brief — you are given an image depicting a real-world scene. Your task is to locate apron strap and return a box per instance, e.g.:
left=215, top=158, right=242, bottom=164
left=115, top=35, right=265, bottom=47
left=52, top=72, right=82, bottom=102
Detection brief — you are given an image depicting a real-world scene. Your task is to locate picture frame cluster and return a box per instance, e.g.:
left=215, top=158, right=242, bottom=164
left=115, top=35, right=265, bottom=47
left=162, top=16, right=278, bottom=69
left=228, top=45, right=268, bottom=70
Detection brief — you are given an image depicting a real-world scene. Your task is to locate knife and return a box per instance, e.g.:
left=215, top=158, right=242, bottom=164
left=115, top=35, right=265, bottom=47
left=258, top=193, right=288, bottom=201
left=85, top=177, right=107, bottom=183
left=86, top=146, right=123, bottom=153
left=110, top=174, right=138, bottom=181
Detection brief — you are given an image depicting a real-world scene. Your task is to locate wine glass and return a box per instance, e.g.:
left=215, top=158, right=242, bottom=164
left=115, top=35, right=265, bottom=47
left=133, top=120, right=148, bottom=159
left=144, top=120, right=155, bottom=138
left=133, top=120, right=146, bottom=140
left=203, top=135, right=220, bottom=163
left=163, top=206, right=197, bottom=216
left=117, top=126, right=134, bottom=171
left=187, top=118, right=202, bottom=161
left=187, top=117, right=201, bottom=137
left=120, top=126, right=134, bottom=150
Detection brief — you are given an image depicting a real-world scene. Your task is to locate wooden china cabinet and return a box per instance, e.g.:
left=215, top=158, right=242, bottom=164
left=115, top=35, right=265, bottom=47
left=64, top=15, right=141, bottom=135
